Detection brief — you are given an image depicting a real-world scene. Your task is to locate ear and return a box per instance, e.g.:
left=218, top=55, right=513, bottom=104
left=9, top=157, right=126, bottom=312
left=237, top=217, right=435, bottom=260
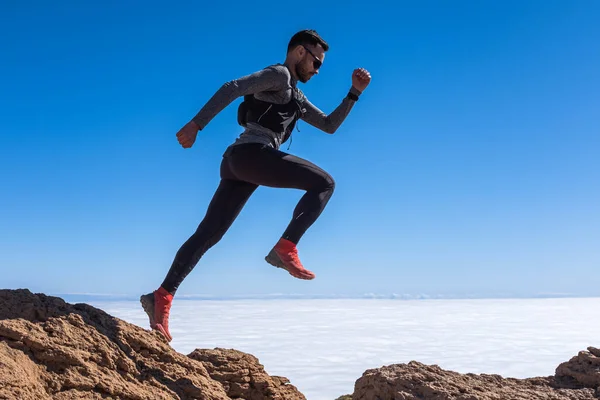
left=293, top=44, right=305, bottom=58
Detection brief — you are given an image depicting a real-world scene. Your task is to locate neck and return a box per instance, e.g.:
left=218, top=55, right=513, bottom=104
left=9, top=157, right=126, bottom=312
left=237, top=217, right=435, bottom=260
left=283, top=59, right=299, bottom=82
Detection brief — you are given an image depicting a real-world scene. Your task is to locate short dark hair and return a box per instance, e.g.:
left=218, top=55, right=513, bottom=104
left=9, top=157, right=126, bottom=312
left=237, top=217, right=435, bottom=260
left=287, top=29, right=329, bottom=53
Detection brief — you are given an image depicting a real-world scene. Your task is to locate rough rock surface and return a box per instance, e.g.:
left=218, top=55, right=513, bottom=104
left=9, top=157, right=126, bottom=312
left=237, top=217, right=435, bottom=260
left=1, top=288, right=599, bottom=400
left=555, top=347, right=600, bottom=390
left=189, top=348, right=305, bottom=400
left=0, top=289, right=304, bottom=400
left=351, top=357, right=600, bottom=400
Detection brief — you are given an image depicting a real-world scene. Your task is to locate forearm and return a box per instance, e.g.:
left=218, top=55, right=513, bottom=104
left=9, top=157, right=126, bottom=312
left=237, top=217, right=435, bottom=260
left=302, top=86, right=362, bottom=134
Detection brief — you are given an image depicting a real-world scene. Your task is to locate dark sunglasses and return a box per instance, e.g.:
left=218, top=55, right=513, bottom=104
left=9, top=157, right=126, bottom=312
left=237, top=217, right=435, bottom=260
left=303, top=46, right=322, bottom=70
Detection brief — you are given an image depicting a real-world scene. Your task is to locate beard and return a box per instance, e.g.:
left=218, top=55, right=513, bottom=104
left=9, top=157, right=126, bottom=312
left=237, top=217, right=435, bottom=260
left=294, top=61, right=312, bottom=83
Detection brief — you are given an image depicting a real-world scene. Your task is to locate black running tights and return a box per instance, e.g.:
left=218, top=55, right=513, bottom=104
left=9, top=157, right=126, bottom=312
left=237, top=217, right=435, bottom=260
left=160, top=143, right=335, bottom=294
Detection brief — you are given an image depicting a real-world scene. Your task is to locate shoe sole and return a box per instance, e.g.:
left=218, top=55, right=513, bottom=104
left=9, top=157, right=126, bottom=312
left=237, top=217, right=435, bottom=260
left=140, top=293, right=155, bottom=327
left=265, top=249, right=315, bottom=280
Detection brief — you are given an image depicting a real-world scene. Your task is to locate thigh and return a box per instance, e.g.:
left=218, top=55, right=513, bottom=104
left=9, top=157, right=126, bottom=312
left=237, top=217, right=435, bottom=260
left=202, top=177, right=258, bottom=228
left=227, top=144, right=334, bottom=191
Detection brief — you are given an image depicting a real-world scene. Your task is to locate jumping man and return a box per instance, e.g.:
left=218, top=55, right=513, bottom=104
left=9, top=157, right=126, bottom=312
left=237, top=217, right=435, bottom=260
left=140, top=29, right=372, bottom=342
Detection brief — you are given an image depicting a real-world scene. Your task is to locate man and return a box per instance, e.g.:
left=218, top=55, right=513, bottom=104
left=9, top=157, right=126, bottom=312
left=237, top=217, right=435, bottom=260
left=141, top=29, right=371, bottom=342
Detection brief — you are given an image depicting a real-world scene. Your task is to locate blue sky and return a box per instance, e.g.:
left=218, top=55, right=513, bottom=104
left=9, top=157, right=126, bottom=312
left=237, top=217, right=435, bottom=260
left=1, top=0, right=599, bottom=299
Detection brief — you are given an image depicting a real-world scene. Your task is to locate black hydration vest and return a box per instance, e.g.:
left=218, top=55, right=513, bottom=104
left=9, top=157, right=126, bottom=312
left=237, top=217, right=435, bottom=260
left=237, top=89, right=304, bottom=141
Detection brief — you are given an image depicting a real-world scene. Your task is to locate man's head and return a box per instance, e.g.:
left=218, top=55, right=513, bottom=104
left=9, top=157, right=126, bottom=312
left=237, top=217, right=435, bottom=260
left=286, top=29, right=329, bottom=83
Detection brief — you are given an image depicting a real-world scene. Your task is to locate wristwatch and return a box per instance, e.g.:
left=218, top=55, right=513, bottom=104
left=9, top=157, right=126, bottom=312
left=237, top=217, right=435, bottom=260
left=346, top=91, right=359, bottom=101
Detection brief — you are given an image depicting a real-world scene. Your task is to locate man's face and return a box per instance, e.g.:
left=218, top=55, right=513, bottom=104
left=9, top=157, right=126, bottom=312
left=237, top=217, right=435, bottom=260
left=295, top=44, right=325, bottom=83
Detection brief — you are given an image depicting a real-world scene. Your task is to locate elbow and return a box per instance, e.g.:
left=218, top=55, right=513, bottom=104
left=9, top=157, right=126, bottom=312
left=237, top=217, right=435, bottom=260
left=323, top=118, right=338, bottom=134
left=220, top=80, right=241, bottom=97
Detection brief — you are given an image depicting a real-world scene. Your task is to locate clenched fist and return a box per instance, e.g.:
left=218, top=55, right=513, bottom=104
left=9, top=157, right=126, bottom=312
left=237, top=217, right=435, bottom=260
left=176, top=120, right=200, bottom=148
left=352, top=68, right=371, bottom=92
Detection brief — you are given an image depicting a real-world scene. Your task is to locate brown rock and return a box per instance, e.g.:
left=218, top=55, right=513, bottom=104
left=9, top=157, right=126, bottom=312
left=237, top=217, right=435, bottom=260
left=350, top=361, right=599, bottom=400
left=555, top=347, right=600, bottom=390
left=3, top=288, right=600, bottom=400
left=189, top=348, right=306, bottom=400
left=0, top=289, right=302, bottom=400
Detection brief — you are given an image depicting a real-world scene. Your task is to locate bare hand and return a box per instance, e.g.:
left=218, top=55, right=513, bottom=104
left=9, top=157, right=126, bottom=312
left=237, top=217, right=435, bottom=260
left=176, top=120, right=200, bottom=148
left=352, top=68, right=371, bottom=92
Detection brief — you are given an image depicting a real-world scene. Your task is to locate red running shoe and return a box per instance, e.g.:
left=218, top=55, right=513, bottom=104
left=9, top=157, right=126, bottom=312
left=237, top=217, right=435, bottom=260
left=140, top=286, right=173, bottom=342
left=265, top=238, right=315, bottom=280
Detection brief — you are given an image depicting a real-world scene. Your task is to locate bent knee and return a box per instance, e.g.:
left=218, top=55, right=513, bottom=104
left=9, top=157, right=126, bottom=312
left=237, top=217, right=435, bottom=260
left=326, top=175, right=335, bottom=192
left=318, top=173, right=335, bottom=194
left=303, top=169, right=335, bottom=193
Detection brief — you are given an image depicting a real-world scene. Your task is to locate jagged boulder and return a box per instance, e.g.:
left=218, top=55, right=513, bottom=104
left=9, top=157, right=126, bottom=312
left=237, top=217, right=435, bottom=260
left=189, top=348, right=305, bottom=400
left=555, top=347, right=600, bottom=391
left=0, top=289, right=305, bottom=400
left=350, top=360, right=599, bottom=400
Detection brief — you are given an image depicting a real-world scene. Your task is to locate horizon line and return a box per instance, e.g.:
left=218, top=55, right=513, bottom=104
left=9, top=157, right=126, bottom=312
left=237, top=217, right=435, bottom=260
left=44, top=291, right=600, bottom=302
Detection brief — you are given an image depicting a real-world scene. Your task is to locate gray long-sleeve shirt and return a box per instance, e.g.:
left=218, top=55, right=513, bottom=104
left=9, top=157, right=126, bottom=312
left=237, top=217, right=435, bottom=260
left=191, top=63, right=361, bottom=150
